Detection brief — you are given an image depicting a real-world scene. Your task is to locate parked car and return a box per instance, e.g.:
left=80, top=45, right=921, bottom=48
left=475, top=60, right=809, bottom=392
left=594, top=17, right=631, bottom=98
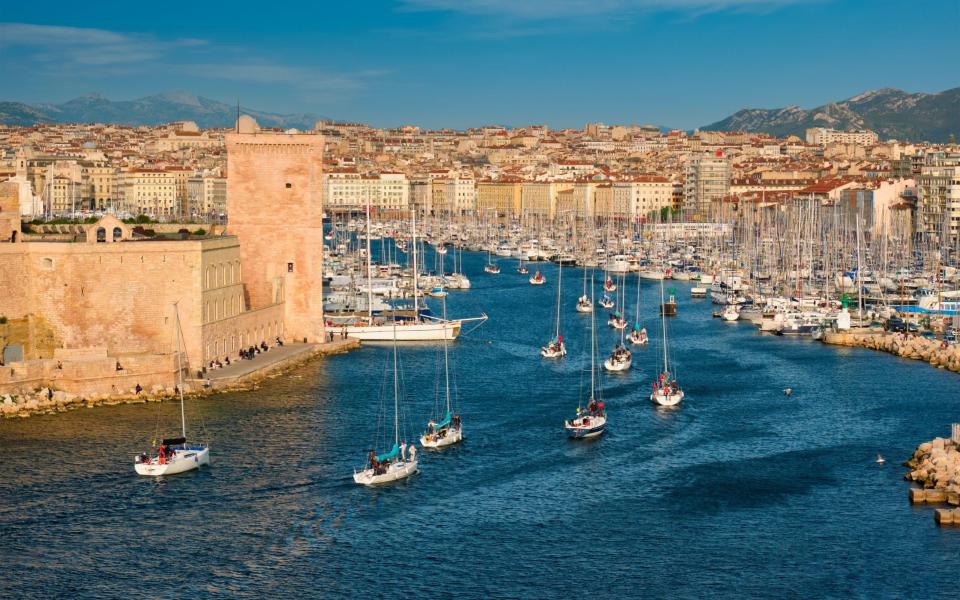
left=885, top=317, right=907, bottom=333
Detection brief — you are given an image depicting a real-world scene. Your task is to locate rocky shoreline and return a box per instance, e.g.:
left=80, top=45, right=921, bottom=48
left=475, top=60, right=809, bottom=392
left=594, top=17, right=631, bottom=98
left=823, top=331, right=960, bottom=373
left=0, top=339, right=358, bottom=419
left=905, top=433, right=960, bottom=526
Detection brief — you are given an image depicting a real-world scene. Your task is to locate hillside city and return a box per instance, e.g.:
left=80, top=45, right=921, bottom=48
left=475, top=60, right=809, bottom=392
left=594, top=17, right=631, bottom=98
left=1, top=119, right=958, bottom=241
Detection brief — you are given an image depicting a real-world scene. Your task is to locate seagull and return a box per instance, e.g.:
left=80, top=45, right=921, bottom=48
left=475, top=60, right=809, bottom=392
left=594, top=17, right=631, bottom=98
left=783, top=388, right=792, bottom=396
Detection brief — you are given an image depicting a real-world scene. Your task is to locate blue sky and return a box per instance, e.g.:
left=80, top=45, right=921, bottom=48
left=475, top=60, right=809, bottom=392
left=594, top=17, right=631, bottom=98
left=0, top=0, right=956, bottom=129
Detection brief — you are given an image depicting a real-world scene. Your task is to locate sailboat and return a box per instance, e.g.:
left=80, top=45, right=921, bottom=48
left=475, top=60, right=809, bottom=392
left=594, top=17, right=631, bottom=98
left=135, top=303, right=210, bottom=476
left=607, top=274, right=627, bottom=329
left=565, top=279, right=606, bottom=438
left=576, top=267, right=593, bottom=313
left=420, top=297, right=463, bottom=449
left=484, top=248, right=500, bottom=274
left=529, top=270, right=546, bottom=285
left=517, top=255, right=529, bottom=275
left=628, top=274, right=648, bottom=345
left=354, top=324, right=419, bottom=485
left=650, top=276, right=684, bottom=407
left=541, top=262, right=566, bottom=358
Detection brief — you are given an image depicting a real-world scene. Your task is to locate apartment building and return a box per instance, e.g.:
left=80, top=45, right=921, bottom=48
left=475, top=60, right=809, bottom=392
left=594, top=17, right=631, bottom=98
left=684, top=152, right=731, bottom=214
left=805, top=128, right=879, bottom=146
left=117, top=169, right=178, bottom=218
left=187, top=174, right=227, bottom=218
left=916, top=151, right=960, bottom=241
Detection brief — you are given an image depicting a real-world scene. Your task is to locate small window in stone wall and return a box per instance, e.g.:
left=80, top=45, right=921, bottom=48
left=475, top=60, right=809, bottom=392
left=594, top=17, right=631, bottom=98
left=41, top=257, right=54, bottom=270
left=285, top=183, right=292, bottom=189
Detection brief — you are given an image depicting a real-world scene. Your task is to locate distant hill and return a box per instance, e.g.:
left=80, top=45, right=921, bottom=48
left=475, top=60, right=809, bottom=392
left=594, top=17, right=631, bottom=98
left=0, top=92, right=324, bottom=130
left=701, top=87, right=960, bottom=143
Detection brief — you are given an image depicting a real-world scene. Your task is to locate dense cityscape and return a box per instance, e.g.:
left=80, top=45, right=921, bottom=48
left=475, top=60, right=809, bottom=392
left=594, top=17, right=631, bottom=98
left=2, top=1, right=960, bottom=598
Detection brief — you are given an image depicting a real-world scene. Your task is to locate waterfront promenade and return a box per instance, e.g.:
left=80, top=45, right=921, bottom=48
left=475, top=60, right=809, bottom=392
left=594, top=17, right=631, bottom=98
left=192, top=338, right=359, bottom=390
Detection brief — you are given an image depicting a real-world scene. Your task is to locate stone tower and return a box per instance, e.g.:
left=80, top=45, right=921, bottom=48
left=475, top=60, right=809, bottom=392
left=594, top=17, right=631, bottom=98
left=225, top=117, right=325, bottom=343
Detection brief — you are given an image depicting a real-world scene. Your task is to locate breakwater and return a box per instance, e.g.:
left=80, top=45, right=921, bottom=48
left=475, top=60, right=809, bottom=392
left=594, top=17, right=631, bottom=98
left=906, top=429, right=960, bottom=526
left=823, top=330, right=960, bottom=373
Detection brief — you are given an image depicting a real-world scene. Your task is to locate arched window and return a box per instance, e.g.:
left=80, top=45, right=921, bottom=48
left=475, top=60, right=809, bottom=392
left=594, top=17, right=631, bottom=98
left=206, top=267, right=213, bottom=290
left=96, top=227, right=106, bottom=242
left=218, top=264, right=224, bottom=287
left=112, top=227, right=122, bottom=241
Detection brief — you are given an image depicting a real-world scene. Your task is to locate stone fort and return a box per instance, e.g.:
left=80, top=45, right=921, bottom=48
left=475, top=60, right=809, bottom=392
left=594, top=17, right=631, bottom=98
left=0, top=118, right=325, bottom=396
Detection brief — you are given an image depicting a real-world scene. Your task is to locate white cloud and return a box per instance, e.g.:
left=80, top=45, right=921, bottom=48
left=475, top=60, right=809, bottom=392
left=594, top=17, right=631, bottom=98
left=0, top=22, right=204, bottom=65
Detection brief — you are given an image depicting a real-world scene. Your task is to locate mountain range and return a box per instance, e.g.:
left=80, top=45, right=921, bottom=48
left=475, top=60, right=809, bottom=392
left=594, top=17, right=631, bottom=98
left=0, top=92, right=322, bottom=130
left=701, top=87, right=960, bottom=143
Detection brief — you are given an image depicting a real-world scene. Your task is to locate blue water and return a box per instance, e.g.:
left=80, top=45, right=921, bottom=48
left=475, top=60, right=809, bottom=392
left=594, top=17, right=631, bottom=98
left=2, top=250, right=960, bottom=598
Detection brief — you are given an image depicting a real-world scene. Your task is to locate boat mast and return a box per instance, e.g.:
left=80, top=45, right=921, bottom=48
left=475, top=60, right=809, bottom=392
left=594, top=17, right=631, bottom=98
left=659, top=275, right=668, bottom=376
left=555, top=256, right=563, bottom=337
left=173, top=302, right=186, bottom=439
left=365, top=197, right=374, bottom=320
left=393, top=321, right=400, bottom=445
left=411, top=207, right=420, bottom=322
left=442, top=296, right=451, bottom=413
left=590, top=273, right=596, bottom=401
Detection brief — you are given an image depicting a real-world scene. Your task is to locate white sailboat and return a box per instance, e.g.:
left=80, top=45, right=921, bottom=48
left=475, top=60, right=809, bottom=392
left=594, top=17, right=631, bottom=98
left=628, top=274, right=648, bottom=345
left=651, top=275, right=684, bottom=407
left=354, top=324, right=419, bottom=485
left=541, top=262, right=567, bottom=358
left=135, top=303, right=209, bottom=476
left=420, top=297, right=463, bottom=449
left=484, top=248, right=500, bottom=274
left=566, top=280, right=607, bottom=438
left=576, top=267, right=594, bottom=312
left=529, top=270, right=546, bottom=285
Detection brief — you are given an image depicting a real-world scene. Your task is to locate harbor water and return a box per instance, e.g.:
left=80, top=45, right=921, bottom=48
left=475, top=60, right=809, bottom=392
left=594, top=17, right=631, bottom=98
left=2, top=250, right=960, bottom=598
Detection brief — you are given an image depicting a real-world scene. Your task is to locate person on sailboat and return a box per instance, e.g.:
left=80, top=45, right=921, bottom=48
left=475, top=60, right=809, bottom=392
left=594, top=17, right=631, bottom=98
left=400, top=441, right=408, bottom=461
left=453, top=414, right=461, bottom=430
left=158, top=443, right=167, bottom=465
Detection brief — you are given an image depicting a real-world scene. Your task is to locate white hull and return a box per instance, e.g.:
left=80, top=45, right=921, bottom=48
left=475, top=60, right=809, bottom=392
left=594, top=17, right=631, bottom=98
left=420, top=427, right=463, bottom=448
left=565, top=414, right=606, bottom=438
left=135, top=447, right=209, bottom=476
left=604, top=356, right=632, bottom=371
left=639, top=270, right=665, bottom=280
left=608, top=318, right=627, bottom=330
left=346, top=321, right=461, bottom=341
left=651, top=389, right=684, bottom=407
left=576, top=301, right=594, bottom=313
left=541, top=343, right=567, bottom=358
left=629, top=331, right=648, bottom=345
left=354, top=459, right=418, bottom=485
left=529, top=276, right=546, bottom=285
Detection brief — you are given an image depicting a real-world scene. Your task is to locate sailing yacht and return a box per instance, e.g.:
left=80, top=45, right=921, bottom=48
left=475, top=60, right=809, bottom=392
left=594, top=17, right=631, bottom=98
left=135, top=304, right=210, bottom=476
left=628, top=274, right=648, bottom=345
left=484, top=248, right=501, bottom=274
left=517, top=256, right=529, bottom=275
left=420, top=297, right=463, bottom=449
left=565, top=281, right=607, bottom=438
left=541, top=262, right=567, bottom=358
left=651, top=276, right=684, bottom=407
left=354, top=324, right=419, bottom=485
left=529, top=270, right=546, bottom=285
left=576, top=268, right=593, bottom=312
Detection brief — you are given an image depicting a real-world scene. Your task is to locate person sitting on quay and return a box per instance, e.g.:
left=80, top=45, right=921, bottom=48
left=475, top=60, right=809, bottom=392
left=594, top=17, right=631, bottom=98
left=260, top=341, right=269, bottom=352
left=116, top=360, right=124, bottom=372
left=275, top=337, right=284, bottom=347
left=135, top=383, right=143, bottom=395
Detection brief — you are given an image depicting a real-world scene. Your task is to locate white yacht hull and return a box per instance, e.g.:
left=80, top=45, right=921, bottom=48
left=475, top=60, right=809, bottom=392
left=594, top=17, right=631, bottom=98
left=135, top=447, right=209, bottom=476
left=541, top=343, right=567, bottom=358
left=353, top=459, right=418, bottom=485
left=420, top=428, right=463, bottom=448
left=651, top=389, right=684, bottom=407
left=576, top=302, right=594, bottom=313
left=346, top=321, right=461, bottom=341
left=604, top=356, right=632, bottom=371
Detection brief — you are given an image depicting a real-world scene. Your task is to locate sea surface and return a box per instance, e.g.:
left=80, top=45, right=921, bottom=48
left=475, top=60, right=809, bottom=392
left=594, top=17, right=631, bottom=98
left=2, top=250, right=960, bottom=598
